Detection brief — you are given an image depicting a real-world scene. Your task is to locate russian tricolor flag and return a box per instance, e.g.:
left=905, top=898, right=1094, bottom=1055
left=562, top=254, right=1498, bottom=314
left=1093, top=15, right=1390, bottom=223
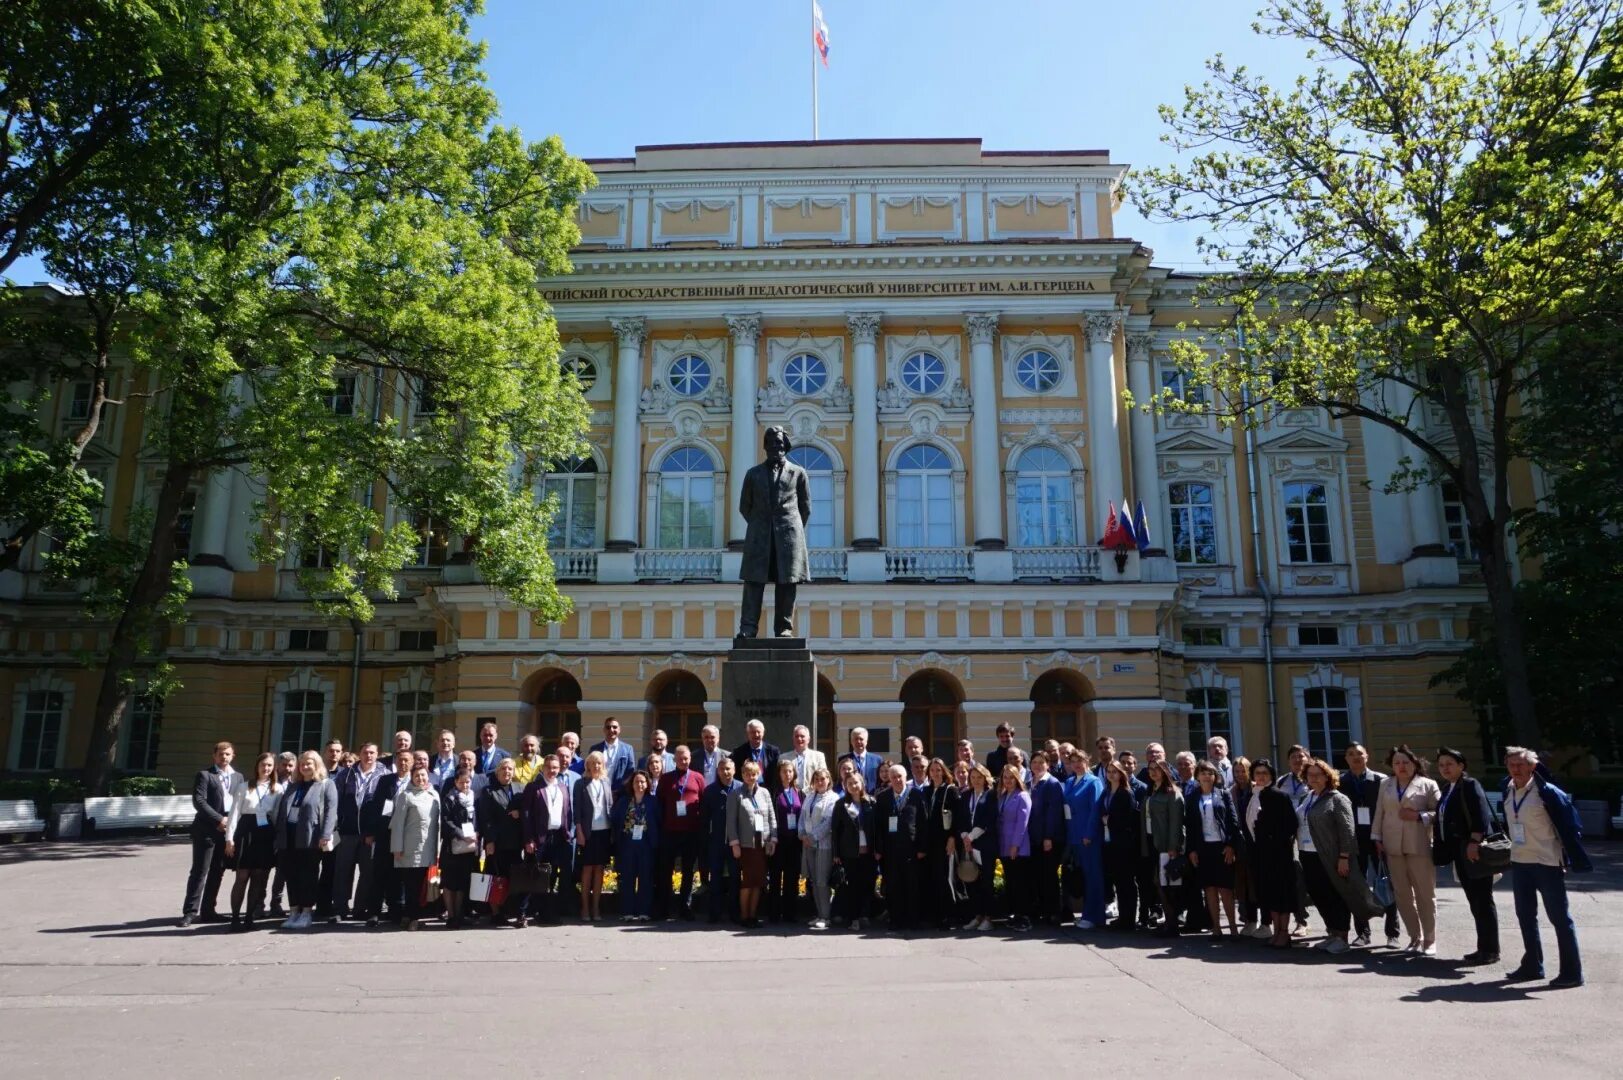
left=813, top=2, right=831, bottom=66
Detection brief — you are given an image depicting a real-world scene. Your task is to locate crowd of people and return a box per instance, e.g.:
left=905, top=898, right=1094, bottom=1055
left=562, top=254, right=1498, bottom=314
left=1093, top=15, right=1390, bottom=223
left=178, top=718, right=1593, bottom=988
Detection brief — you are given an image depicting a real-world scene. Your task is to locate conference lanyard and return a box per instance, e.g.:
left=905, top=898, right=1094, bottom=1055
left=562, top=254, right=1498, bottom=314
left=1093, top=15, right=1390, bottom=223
left=1438, top=783, right=1455, bottom=828
left=1301, top=793, right=1319, bottom=819
left=1395, top=781, right=1410, bottom=804
left=1511, top=784, right=1533, bottom=820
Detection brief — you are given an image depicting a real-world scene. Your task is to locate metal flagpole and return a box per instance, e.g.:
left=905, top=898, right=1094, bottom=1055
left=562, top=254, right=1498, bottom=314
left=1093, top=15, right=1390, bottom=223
left=811, top=0, right=819, bottom=139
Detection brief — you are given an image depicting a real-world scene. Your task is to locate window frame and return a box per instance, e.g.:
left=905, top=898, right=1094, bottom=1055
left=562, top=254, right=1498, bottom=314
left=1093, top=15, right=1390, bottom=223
left=1012, top=445, right=1077, bottom=547
left=542, top=455, right=600, bottom=551
left=899, top=351, right=947, bottom=396
left=1186, top=686, right=1233, bottom=755
left=667, top=353, right=713, bottom=398
left=656, top=446, right=718, bottom=550
left=1167, top=481, right=1219, bottom=565
left=1013, top=349, right=1062, bottom=393
left=1281, top=480, right=1335, bottom=565
left=893, top=443, right=957, bottom=548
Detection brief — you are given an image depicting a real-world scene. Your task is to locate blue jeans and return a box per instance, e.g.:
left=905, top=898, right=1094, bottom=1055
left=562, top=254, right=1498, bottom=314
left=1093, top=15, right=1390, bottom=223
left=1511, top=862, right=1581, bottom=979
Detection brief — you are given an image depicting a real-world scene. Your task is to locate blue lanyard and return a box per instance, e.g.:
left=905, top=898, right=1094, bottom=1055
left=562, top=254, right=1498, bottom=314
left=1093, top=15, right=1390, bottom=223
left=1301, top=794, right=1319, bottom=819
left=1439, top=783, right=1455, bottom=819
left=1511, top=783, right=1533, bottom=818
left=1395, top=781, right=1410, bottom=803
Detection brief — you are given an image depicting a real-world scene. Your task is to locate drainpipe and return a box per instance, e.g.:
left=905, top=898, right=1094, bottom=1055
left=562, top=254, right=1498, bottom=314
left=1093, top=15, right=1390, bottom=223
left=1237, top=323, right=1280, bottom=762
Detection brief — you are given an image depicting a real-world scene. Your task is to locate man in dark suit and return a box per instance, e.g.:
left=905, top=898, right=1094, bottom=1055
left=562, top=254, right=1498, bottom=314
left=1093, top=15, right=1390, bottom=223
left=874, top=763, right=927, bottom=930
left=1028, top=750, right=1067, bottom=924
left=1342, top=742, right=1399, bottom=946
left=985, top=723, right=1015, bottom=778
left=439, top=750, right=489, bottom=797
left=474, top=721, right=511, bottom=776
left=181, top=741, right=240, bottom=926
left=693, top=724, right=728, bottom=785
left=735, top=425, right=811, bottom=640
left=731, top=719, right=782, bottom=795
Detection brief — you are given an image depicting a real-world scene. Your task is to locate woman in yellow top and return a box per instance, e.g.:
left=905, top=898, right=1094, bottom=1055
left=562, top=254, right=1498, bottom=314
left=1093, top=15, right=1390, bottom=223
left=1369, top=745, right=1442, bottom=954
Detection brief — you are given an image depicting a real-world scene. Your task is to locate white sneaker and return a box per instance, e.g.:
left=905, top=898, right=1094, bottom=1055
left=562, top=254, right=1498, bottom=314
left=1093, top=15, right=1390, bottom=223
left=281, top=914, right=299, bottom=929
left=1249, top=925, right=1273, bottom=939
left=1405, top=939, right=1422, bottom=952
left=1421, top=943, right=1438, bottom=956
left=1351, top=932, right=1371, bottom=947
left=1105, top=904, right=1118, bottom=919
left=976, top=918, right=993, bottom=932
left=1313, top=938, right=1335, bottom=951
left=1386, top=934, right=1402, bottom=948
left=1075, top=917, right=1096, bottom=930
left=292, top=912, right=312, bottom=929
left=1326, top=939, right=1350, bottom=955
left=809, top=918, right=828, bottom=930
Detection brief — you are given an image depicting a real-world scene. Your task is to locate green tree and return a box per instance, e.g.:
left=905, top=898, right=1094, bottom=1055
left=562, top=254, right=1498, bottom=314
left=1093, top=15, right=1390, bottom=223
left=8, top=0, right=594, bottom=793
left=1134, top=0, right=1623, bottom=746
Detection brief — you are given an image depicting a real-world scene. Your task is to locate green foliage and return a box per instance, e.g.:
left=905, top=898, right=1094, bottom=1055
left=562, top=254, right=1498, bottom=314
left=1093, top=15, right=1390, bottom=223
left=0, top=776, right=86, bottom=808
left=108, top=775, right=176, bottom=796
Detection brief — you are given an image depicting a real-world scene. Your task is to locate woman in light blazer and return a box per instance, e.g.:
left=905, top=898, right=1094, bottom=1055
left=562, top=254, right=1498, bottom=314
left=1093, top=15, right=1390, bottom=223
left=224, top=752, right=280, bottom=931
left=272, top=751, right=337, bottom=930
left=1298, top=758, right=1384, bottom=955
left=389, top=762, right=440, bottom=930
left=725, top=759, right=777, bottom=929
left=1369, top=744, right=1442, bottom=954
left=799, top=766, right=840, bottom=928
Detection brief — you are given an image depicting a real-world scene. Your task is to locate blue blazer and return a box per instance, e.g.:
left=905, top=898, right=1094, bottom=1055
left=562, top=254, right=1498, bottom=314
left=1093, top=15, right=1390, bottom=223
left=474, top=746, right=511, bottom=776
left=701, top=779, right=741, bottom=862
left=610, top=792, right=661, bottom=850
left=1103, top=785, right=1140, bottom=842
left=841, top=751, right=882, bottom=792
left=591, top=740, right=638, bottom=795
left=960, top=787, right=1000, bottom=863
left=1183, top=786, right=1240, bottom=846
left=1062, top=771, right=1105, bottom=847
left=1027, top=774, right=1066, bottom=848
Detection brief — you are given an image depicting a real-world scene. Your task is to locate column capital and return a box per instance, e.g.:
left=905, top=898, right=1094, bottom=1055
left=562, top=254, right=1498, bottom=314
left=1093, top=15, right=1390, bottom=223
left=724, top=312, right=762, bottom=344
left=609, top=316, right=646, bottom=349
left=1125, top=333, right=1155, bottom=363
left=1084, top=309, right=1125, bottom=346
left=964, top=312, right=999, bottom=345
left=846, top=311, right=882, bottom=344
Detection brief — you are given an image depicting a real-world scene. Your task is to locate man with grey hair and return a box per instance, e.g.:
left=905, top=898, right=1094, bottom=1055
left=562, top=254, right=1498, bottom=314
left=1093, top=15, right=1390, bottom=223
left=1206, top=735, right=1233, bottom=789
left=731, top=719, right=782, bottom=794
left=780, top=724, right=828, bottom=794
left=1502, top=746, right=1591, bottom=988
left=695, top=724, right=727, bottom=785
left=561, top=731, right=583, bottom=774
left=1138, top=741, right=1166, bottom=787
left=844, top=726, right=880, bottom=790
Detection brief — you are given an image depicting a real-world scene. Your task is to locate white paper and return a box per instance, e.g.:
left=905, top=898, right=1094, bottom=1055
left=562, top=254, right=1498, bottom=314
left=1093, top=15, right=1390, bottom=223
left=382, top=800, right=394, bottom=817
left=1356, top=807, right=1371, bottom=826
left=460, top=822, right=475, bottom=839
left=752, top=812, right=766, bottom=834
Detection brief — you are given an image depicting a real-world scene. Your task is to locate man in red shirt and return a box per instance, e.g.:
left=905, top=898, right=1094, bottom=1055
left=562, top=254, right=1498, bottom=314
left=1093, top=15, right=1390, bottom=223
left=657, top=743, right=707, bottom=921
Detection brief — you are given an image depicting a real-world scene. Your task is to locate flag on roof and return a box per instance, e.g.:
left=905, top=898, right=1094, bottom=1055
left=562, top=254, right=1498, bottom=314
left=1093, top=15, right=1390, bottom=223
left=813, top=2, right=831, bottom=66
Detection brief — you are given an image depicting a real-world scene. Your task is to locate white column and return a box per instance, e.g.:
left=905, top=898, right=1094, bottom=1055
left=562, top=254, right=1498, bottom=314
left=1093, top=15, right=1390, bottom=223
left=193, top=467, right=233, bottom=566
left=607, top=316, right=645, bottom=549
left=724, top=313, right=762, bottom=546
left=847, top=312, right=882, bottom=548
left=1084, top=310, right=1126, bottom=540
left=1408, top=481, right=1447, bottom=552
left=965, top=312, right=1004, bottom=549
left=1125, top=331, right=1164, bottom=552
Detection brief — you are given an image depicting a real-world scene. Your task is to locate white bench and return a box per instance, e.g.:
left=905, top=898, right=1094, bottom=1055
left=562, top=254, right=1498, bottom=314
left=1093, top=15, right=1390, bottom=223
left=0, top=800, right=46, bottom=839
left=83, top=794, right=196, bottom=834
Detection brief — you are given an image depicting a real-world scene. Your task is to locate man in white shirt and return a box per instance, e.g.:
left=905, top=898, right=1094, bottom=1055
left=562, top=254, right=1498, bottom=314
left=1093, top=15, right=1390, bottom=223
left=780, top=724, right=828, bottom=794
left=428, top=729, right=458, bottom=788
left=695, top=724, right=728, bottom=785
left=181, top=742, right=239, bottom=926
left=590, top=717, right=637, bottom=795
left=1503, top=746, right=1590, bottom=989
left=845, top=727, right=880, bottom=791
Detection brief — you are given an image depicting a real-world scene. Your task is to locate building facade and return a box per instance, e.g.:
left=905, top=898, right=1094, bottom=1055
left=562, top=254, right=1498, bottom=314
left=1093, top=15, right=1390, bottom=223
left=1, top=138, right=1517, bottom=780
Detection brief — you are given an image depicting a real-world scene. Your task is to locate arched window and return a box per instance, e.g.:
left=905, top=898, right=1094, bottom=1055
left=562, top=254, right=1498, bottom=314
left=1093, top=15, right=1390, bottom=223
left=533, top=674, right=582, bottom=748
left=1168, top=481, right=1218, bottom=565
left=787, top=446, right=834, bottom=549
left=784, top=353, right=828, bottom=396
left=561, top=355, right=597, bottom=391
left=900, top=672, right=962, bottom=763
left=1302, top=686, right=1350, bottom=761
left=900, top=352, right=946, bottom=396
left=657, top=448, right=716, bottom=549
left=1187, top=687, right=1232, bottom=754
left=895, top=444, right=954, bottom=548
left=1029, top=671, right=1085, bottom=746
left=1015, top=350, right=1062, bottom=393
left=653, top=672, right=708, bottom=748
left=668, top=354, right=712, bottom=397
left=1013, top=446, right=1076, bottom=547
left=543, top=456, right=598, bottom=550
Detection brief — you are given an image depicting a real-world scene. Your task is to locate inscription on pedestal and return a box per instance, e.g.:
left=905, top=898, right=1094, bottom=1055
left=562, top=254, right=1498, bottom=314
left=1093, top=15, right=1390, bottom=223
left=721, top=637, right=818, bottom=750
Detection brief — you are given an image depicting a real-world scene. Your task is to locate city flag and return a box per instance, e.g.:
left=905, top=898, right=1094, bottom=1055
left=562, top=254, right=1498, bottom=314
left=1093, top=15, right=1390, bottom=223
left=1099, top=501, right=1130, bottom=548
left=1133, top=499, right=1153, bottom=553
left=813, top=2, right=831, bottom=66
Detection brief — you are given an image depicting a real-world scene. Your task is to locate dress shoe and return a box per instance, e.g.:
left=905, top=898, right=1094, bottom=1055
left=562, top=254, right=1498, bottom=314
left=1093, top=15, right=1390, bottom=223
left=1503, top=967, right=1543, bottom=983
left=198, top=911, right=225, bottom=924
left=178, top=914, right=195, bottom=928
left=1548, top=974, right=1585, bottom=990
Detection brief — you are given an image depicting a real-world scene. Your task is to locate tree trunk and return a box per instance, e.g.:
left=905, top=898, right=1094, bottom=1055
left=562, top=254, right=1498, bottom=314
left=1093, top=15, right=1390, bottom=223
left=81, top=458, right=195, bottom=794
left=1477, top=531, right=1540, bottom=749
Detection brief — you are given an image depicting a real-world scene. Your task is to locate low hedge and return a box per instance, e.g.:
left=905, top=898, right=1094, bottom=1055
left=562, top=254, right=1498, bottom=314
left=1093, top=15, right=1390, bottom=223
left=108, top=776, right=177, bottom=796
left=0, top=776, right=86, bottom=809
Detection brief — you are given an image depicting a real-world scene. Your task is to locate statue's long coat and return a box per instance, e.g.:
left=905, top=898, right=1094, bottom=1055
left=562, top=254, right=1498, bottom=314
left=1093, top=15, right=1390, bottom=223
left=738, top=459, right=812, bottom=584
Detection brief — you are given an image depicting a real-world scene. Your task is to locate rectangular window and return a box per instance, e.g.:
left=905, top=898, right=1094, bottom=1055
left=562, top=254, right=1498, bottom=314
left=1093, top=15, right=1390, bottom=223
left=298, top=542, right=334, bottom=569
left=1303, top=686, right=1351, bottom=761
left=803, top=471, right=835, bottom=549
left=67, top=380, right=94, bottom=421
left=326, top=372, right=358, bottom=417
left=415, top=378, right=438, bottom=416
left=1182, top=626, right=1224, bottom=647
left=1282, top=481, right=1333, bottom=564
left=410, top=513, right=449, bottom=567
left=279, top=690, right=326, bottom=755
left=395, top=690, right=435, bottom=749
left=1441, top=481, right=1478, bottom=561
left=16, top=690, right=65, bottom=771
left=172, top=489, right=199, bottom=562
left=1160, top=368, right=1207, bottom=405
left=896, top=473, right=954, bottom=547
left=1187, top=687, right=1232, bottom=754
left=398, top=629, right=437, bottom=651
left=123, top=694, right=163, bottom=772
left=287, top=629, right=330, bottom=651
left=542, top=473, right=598, bottom=550
left=1298, top=625, right=1340, bottom=647
left=1168, top=482, right=1218, bottom=565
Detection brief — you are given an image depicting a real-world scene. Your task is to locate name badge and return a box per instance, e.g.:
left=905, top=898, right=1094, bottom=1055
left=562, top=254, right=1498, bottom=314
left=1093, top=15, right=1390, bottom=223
left=1104, top=824, right=1111, bottom=843
left=787, top=813, right=798, bottom=829
left=888, top=816, right=899, bottom=833
left=857, top=829, right=867, bottom=848
left=1511, top=823, right=1526, bottom=844
left=1064, top=805, right=1072, bottom=820
left=382, top=800, right=394, bottom=818
left=460, top=822, right=475, bottom=839
left=752, top=812, right=766, bottom=834
left=632, top=825, right=644, bottom=841
left=255, top=809, right=268, bottom=828
left=1356, top=807, right=1371, bottom=826
left=675, top=800, right=687, bottom=818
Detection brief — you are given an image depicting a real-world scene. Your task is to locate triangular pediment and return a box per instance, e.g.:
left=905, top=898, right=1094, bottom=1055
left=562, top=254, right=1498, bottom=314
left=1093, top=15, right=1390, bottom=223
left=1256, top=427, right=1348, bottom=454
left=1156, top=430, right=1231, bottom=454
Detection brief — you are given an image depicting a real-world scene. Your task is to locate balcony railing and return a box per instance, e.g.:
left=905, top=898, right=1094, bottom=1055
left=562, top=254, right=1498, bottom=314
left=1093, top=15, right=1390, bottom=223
left=885, top=547, right=974, bottom=582
left=809, top=548, right=848, bottom=580
left=1011, top=546, right=1101, bottom=582
left=635, top=548, right=724, bottom=581
left=549, top=549, right=598, bottom=582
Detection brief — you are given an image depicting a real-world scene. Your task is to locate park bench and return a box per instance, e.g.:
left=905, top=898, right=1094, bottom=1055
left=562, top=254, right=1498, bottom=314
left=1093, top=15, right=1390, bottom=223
left=0, top=800, right=46, bottom=840
left=83, top=794, right=195, bottom=834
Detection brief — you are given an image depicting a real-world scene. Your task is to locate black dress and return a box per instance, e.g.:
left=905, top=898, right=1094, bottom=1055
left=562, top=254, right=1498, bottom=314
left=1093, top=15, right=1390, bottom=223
left=1249, top=786, right=1299, bottom=917
left=439, top=788, right=480, bottom=891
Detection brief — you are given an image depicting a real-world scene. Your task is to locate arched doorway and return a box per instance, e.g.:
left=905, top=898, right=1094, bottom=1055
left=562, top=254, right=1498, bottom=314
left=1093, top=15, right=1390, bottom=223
left=651, top=672, right=708, bottom=750
left=1029, top=671, right=1088, bottom=748
left=533, top=673, right=582, bottom=749
left=900, top=671, right=963, bottom=763
left=816, top=675, right=838, bottom=765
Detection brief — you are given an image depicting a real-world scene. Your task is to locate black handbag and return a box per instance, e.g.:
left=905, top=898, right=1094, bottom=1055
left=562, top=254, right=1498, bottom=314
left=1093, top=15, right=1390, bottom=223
left=1459, top=833, right=1512, bottom=878
left=1163, top=854, right=1190, bottom=882
left=508, top=860, right=550, bottom=894
left=828, top=862, right=847, bottom=889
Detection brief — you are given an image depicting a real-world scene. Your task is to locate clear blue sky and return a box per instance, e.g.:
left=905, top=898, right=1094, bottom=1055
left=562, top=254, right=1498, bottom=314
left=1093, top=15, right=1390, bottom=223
left=8, top=0, right=1312, bottom=284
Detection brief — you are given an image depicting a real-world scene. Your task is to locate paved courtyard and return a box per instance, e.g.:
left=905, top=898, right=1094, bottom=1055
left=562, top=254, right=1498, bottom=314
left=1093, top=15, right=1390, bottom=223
left=0, top=836, right=1617, bottom=1078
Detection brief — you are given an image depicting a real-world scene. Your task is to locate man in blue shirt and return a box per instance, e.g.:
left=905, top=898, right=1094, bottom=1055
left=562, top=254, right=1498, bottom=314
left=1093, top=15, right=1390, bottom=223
left=427, top=729, right=459, bottom=789
left=843, top=727, right=881, bottom=791
left=590, top=717, right=637, bottom=795
left=474, top=721, right=511, bottom=776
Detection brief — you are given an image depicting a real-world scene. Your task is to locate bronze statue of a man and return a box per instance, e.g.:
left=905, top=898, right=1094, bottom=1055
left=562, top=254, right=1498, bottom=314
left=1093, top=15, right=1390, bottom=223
left=737, top=425, right=811, bottom=639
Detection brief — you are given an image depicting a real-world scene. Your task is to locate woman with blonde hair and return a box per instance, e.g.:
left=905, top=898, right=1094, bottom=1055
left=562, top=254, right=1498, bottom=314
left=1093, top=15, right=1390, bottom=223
left=572, top=750, right=614, bottom=921
left=272, top=750, right=337, bottom=930
left=997, top=764, right=1033, bottom=932
left=799, top=766, right=840, bottom=928
left=225, top=752, right=281, bottom=931
left=1370, top=745, right=1442, bottom=954
left=726, top=759, right=777, bottom=929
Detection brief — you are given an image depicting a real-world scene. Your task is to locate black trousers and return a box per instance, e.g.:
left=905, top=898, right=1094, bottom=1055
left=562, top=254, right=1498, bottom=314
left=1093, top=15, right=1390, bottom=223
left=836, top=854, right=875, bottom=923
left=1003, top=856, right=1034, bottom=920
left=364, top=842, right=401, bottom=918
left=1456, top=859, right=1501, bottom=956
left=740, top=581, right=797, bottom=638
left=282, top=849, right=321, bottom=909
left=1354, top=839, right=1399, bottom=938
left=1137, top=851, right=1161, bottom=922
left=183, top=829, right=227, bottom=916
left=880, top=849, right=919, bottom=928
left=1300, top=852, right=1351, bottom=935
left=921, top=849, right=949, bottom=925
left=1032, top=844, right=1060, bottom=921
left=768, top=838, right=802, bottom=921
left=314, top=849, right=337, bottom=916
left=398, top=867, right=430, bottom=922
left=659, top=831, right=702, bottom=915
left=1106, top=838, right=1140, bottom=925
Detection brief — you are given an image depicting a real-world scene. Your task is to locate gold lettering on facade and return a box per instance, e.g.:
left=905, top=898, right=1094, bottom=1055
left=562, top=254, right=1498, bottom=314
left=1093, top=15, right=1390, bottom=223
left=541, top=278, right=1103, bottom=303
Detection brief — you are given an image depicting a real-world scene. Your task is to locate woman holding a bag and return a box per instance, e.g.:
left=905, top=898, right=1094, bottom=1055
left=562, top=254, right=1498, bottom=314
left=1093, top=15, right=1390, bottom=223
left=439, top=767, right=480, bottom=929
left=477, top=757, right=528, bottom=927
left=1298, top=758, right=1384, bottom=955
left=920, top=758, right=960, bottom=930
left=390, top=762, right=440, bottom=931
left=1371, top=745, right=1442, bottom=955
left=1435, top=747, right=1499, bottom=964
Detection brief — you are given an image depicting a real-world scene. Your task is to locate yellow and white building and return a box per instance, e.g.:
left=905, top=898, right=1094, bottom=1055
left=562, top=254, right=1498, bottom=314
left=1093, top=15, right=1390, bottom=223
left=2, top=138, right=1517, bottom=780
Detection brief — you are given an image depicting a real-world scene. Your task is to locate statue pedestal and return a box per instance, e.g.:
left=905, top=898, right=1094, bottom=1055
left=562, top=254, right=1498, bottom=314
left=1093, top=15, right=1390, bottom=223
left=721, top=637, right=818, bottom=751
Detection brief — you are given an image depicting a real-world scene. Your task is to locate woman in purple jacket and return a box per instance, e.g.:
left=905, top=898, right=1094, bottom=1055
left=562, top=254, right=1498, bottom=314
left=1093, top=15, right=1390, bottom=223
left=998, top=764, right=1034, bottom=932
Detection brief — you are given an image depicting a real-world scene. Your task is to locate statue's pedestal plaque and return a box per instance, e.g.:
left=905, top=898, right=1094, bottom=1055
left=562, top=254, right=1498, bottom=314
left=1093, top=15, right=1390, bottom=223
left=721, top=638, right=818, bottom=749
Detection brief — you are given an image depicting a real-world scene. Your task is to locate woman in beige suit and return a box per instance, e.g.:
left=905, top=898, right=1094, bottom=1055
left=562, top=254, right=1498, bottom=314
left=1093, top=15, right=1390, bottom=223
left=1369, top=745, right=1441, bottom=954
